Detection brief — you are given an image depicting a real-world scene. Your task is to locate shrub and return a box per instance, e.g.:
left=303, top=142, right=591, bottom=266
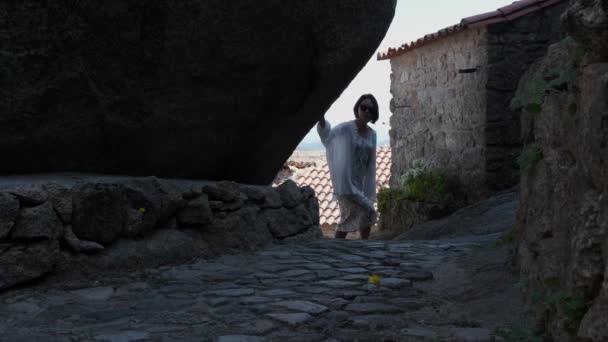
left=399, top=161, right=447, bottom=202
left=543, top=276, right=560, bottom=289
left=492, top=226, right=518, bottom=248
left=573, top=45, right=587, bottom=68
left=526, top=278, right=592, bottom=337
left=523, top=79, right=548, bottom=110
left=517, top=145, right=543, bottom=170
left=377, top=162, right=450, bottom=219
left=561, top=292, right=591, bottom=335
left=525, top=103, right=543, bottom=113
left=377, top=187, right=409, bottom=216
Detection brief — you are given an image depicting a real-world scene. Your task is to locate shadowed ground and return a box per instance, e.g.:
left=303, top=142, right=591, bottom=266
left=0, top=191, right=526, bottom=341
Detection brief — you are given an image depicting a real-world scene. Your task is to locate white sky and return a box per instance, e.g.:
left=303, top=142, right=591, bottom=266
left=300, top=0, right=515, bottom=145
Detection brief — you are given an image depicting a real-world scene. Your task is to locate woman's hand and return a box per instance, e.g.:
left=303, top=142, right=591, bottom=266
left=318, top=116, right=326, bottom=128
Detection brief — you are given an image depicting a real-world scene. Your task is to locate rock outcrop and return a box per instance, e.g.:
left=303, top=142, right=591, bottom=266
left=516, top=1, right=608, bottom=340
left=0, top=177, right=321, bottom=292
left=0, top=1, right=396, bottom=184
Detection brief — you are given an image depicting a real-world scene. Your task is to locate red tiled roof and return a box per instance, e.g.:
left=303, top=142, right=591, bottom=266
left=287, top=161, right=316, bottom=169
left=296, top=146, right=392, bottom=226
left=377, top=0, right=565, bottom=60
left=271, top=165, right=294, bottom=187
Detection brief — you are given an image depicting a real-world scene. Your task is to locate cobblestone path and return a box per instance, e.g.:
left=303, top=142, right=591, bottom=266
left=1, top=236, right=512, bottom=342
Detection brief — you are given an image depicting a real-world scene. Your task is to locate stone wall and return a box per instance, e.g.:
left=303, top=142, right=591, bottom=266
left=0, top=177, right=321, bottom=292
left=485, top=2, right=567, bottom=191
left=516, top=0, right=608, bottom=340
left=389, top=28, right=489, bottom=200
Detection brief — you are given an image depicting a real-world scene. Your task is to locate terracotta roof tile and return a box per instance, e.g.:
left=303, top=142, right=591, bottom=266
left=378, top=0, right=565, bottom=60
left=287, top=160, right=317, bottom=169
left=328, top=201, right=337, bottom=210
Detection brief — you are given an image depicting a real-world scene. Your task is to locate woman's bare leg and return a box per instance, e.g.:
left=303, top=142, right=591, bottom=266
left=335, top=231, right=348, bottom=239
left=359, top=226, right=371, bottom=240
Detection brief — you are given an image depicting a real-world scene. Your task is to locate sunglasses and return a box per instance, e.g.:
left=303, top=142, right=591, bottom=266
left=359, top=104, right=374, bottom=113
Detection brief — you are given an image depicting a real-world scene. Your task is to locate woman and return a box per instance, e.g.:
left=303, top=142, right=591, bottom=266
left=317, top=94, right=378, bottom=239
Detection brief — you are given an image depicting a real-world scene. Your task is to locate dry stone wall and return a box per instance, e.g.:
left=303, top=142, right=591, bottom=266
left=0, top=177, right=321, bottom=292
left=389, top=28, right=489, bottom=200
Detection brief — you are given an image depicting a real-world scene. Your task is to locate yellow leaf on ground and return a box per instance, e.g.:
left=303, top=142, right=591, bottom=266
left=368, top=273, right=383, bottom=287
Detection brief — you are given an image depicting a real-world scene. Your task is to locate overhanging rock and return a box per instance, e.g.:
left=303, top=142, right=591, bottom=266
left=0, top=1, right=396, bottom=184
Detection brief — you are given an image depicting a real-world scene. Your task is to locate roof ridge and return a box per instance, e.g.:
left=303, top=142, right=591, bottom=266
left=378, top=0, right=565, bottom=60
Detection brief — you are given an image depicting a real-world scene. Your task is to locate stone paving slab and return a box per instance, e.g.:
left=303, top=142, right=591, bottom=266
left=0, top=237, right=510, bottom=341
left=266, top=312, right=313, bottom=326
left=272, top=300, right=328, bottom=314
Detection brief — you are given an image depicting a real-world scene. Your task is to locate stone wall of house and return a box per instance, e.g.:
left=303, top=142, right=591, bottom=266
left=0, top=177, right=320, bottom=292
left=485, top=2, right=567, bottom=191
left=389, top=28, right=489, bottom=200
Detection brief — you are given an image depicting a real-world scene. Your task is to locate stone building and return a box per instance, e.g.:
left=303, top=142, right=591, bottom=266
left=378, top=0, right=567, bottom=199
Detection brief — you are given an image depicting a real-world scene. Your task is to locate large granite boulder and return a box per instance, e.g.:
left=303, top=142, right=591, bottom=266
left=0, top=1, right=396, bottom=184
left=562, top=0, right=608, bottom=62
left=516, top=1, right=608, bottom=340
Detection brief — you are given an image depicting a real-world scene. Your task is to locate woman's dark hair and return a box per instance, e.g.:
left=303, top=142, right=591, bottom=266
left=353, top=94, right=379, bottom=124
